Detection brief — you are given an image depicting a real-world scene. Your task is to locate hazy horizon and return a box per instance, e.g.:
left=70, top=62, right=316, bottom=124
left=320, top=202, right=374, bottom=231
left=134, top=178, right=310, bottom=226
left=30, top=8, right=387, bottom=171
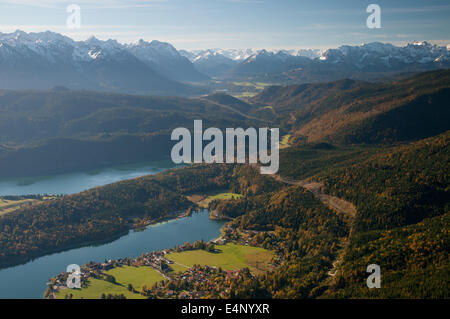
left=0, top=0, right=449, bottom=50
left=1, top=28, right=449, bottom=53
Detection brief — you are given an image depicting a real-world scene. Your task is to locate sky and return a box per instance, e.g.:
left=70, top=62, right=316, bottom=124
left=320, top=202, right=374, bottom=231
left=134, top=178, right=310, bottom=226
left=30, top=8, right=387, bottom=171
left=0, top=0, right=449, bottom=50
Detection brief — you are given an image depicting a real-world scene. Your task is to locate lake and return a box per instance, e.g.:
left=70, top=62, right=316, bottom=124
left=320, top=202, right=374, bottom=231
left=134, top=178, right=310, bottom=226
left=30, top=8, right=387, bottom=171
left=0, top=161, right=224, bottom=299
left=0, top=209, right=224, bottom=299
left=0, top=160, right=179, bottom=196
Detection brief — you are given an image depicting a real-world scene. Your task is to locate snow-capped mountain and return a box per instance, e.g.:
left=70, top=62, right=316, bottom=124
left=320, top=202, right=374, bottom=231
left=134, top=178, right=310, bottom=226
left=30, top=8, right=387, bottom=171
left=183, top=42, right=449, bottom=76
left=182, top=48, right=321, bottom=77
left=0, top=30, right=203, bottom=94
left=227, top=49, right=313, bottom=77
left=183, top=48, right=321, bottom=62
left=186, top=50, right=238, bottom=77
left=0, top=30, right=448, bottom=92
left=318, top=41, right=450, bottom=70
left=293, top=49, right=322, bottom=59
left=217, top=49, right=259, bottom=61
left=184, top=42, right=449, bottom=81
left=180, top=49, right=265, bottom=77
left=126, top=40, right=208, bottom=82
left=181, top=48, right=259, bottom=62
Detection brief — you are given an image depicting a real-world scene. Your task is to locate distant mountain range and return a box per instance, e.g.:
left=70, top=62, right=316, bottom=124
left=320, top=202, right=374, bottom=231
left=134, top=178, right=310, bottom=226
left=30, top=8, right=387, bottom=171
left=0, top=30, right=449, bottom=93
left=183, top=42, right=450, bottom=80
left=180, top=48, right=322, bottom=77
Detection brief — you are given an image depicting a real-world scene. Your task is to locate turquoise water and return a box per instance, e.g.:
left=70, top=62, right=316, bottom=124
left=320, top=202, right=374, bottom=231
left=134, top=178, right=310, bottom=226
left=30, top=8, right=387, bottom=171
left=0, top=209, right=224, bottom=299
left=0, top=160, right=178, bottom=196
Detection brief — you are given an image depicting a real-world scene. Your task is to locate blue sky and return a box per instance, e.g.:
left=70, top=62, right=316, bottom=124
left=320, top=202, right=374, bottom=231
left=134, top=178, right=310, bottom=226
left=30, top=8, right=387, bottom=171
left=0, top=0, right=448, bottom=50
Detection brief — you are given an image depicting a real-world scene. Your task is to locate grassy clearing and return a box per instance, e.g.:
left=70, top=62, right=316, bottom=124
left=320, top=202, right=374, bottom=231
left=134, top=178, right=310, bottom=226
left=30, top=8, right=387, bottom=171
left=55, top=266, right=164, bottom=299
left=0, top=198, right=39, bottom=216
left=232, top=81, right=255, bottom=87
left=232, top=92, right=258, bottom=98
left=107, top=266, right=165, bottom=290
left=231, top=82, right=272, bottom=90
left=169, top=262, right=190, bottom=273
left=280, top=134, right=291, bottom=148
left=207, top=193, right=243, bottom=201
left=168, top=243, right=274, bottom=275
left=197, top=192, right=243, bottom=208
left=56, top=278, right=143, bottom=299
left=227, top=81, right=272, bottom=99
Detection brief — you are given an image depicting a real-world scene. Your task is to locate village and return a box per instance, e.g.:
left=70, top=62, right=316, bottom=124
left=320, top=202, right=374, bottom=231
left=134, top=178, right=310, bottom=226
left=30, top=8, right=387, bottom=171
left=46, top=225, right=282, bottom=299
left=147, top=265, right=246, bottom=299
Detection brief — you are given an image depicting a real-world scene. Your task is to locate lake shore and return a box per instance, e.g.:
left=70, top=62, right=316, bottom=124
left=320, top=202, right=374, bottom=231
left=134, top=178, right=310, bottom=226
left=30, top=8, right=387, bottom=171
left=0, top=208, right=197, bottom=271
left=0, top=209, right=225, bottom=299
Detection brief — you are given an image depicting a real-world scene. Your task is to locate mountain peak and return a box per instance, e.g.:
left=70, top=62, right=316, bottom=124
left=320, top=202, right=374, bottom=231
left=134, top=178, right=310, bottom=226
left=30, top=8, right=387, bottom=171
left=12, top=29, right=27, bottom=38
left=86, top=36, right=101, bottom=45
left=412, top=40, right=431, bottom=47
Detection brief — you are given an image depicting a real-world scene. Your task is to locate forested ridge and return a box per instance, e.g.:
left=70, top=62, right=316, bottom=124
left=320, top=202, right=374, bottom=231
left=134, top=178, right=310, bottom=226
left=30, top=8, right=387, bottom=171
left=0, top=90, right=258, bottom=177
left=316, top=132, right=450, bottom=298
left=251, top=69, right=450, bottom=144
left=1, top=70, right=449, bottom=177
left=0, top=165, right=235, bottom=268
left=204, top=133, right=449, bottom=298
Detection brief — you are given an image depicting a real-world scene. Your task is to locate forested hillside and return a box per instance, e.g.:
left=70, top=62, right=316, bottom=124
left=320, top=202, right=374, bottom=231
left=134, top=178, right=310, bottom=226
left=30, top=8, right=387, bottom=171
left=251, top=69, right=450, bottom=144
left=316, top=132, right=450, bottom=298
left=1, top=70, right=448, bottom=177
left=0, top=164, right=235, bottom=268
left=226, top=186, right=348, bottom=298
left=318, top=132, right=449, bottom=232
left=274, top=132, right=449, bottom=298
left=0, top=90, right=257, bottom=177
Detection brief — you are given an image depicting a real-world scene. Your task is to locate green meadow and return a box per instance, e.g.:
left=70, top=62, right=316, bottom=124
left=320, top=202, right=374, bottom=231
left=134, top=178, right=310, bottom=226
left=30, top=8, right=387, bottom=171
left=280, top=134, right=291, bottom=147
left=55, top=266, right=165, bottom=299
left=168, top=243, right=274, bottom=275
left=232, top=92, right=258, bottom=98
left=197, top=192, right=243, bottom=208
left=56, top=244, right=273, bottom=299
